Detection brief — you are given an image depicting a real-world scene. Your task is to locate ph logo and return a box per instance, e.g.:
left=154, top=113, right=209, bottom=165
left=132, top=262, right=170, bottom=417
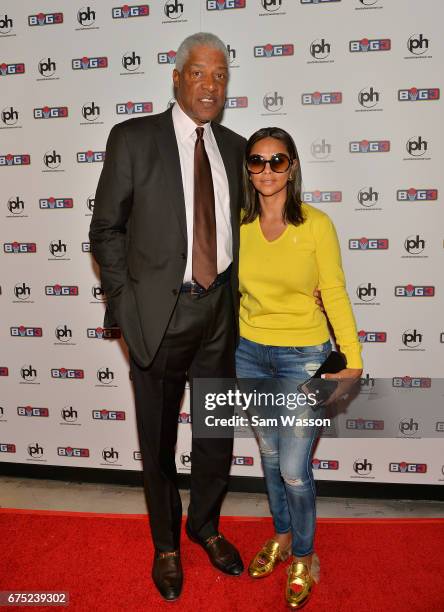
left=358, top=87, right=380, bottom=109
left=91, top=284, right=105, bottom=301
left=1, top=106, right=19, bottom=126
left=7, top=196, right=24, bottom=215
left=38, top=57, right=56, bottom=77
left=164, top=0, right=184, bottom=19
left=55, top=325, right=73, bottom=343
left=406, top=136, right=428, bottom=157
left=311, top=138, right=331, bottom=160
left=102, top=447, right=119, bottom=463
left=404, top=234, right=425, bottom=255
left=407, top=34, right=429, bottom=55
left=97, top=367, right=114, bottom=385
left=0, top=14, right=13, bottom=35
left=356, top=282, right=377, bottom=302
left=27, top=442, right=44, bottom=458
left=77, top=6, right=96, bottom=27
left=49, top=239, right=67, bottom=258
left=86, top=195, right=95, bottom=213
left=310, top=38, right=331, bottom=60
left=14, top=283, right=31, bottom=301
left=402, top=329, right=422, bottom=348
left=82, top=102, right=100, bottom=122
left=353, top=458, right=372, bottom=475
left=360, top=373, right=375, bottom=388
left=263, top=91, right=283, bottom=112
left=227, top=44, right=237, bottom=64
left=261, top=0, right=283, bottom=11
left=61, top=406, right=78, bottom=422
left=44, top=149, right=62, bottom=170
left=399, top=418, right=419, bottom=436
left=122, top=51, right=141, bottom=72
left=180, top=452, right=192, bottom=469
left=20, top=365, right=37, bottom=382
left=358, top=187, right=379, bottom=207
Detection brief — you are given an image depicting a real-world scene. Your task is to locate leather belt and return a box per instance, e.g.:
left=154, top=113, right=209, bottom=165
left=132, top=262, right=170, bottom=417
left=180, top=264, right=232, bottom=296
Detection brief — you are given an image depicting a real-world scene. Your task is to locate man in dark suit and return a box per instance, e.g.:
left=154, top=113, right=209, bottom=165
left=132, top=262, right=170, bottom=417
left=89, top=33, right=245, bottom=600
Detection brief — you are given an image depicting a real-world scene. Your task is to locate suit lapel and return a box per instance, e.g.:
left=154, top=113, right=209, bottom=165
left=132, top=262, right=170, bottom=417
left=212, top=123, right=239, bottom=231
left=153, top=107, right=187, bottom=243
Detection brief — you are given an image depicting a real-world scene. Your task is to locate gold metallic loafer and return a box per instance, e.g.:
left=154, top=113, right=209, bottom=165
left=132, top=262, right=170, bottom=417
left=248, top=538, right=291, bottom=579
left=285, top=553, right=320, bottom=609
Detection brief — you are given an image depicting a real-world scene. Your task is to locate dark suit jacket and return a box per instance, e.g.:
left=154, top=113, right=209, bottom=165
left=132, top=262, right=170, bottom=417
left=89, top=106, right=246, bottom=368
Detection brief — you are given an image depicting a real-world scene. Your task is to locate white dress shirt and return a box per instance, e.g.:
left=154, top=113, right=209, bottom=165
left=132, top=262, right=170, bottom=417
left=172, top=102, right=232, bottom=283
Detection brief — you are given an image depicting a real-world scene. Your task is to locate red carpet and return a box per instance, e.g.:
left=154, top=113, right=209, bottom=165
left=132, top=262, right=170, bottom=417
left=1, top=509, right=443, bottom=612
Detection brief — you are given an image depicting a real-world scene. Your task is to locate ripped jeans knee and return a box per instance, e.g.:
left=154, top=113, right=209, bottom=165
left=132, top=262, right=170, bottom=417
left=281, top=473, right=311, bottom=489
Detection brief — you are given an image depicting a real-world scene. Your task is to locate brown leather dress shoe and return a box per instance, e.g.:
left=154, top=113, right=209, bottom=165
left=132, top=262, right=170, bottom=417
left=185, top=522, right=244, bottom=576
left=152, top=551, right=183, bottom=601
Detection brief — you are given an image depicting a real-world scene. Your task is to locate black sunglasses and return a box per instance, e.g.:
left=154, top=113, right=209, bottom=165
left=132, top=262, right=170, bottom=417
left=246, top=153, right=292, bottom=174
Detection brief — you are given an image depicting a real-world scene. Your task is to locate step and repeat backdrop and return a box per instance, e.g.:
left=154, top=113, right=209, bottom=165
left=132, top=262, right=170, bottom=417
left=1, top=0, right=443, bottom=485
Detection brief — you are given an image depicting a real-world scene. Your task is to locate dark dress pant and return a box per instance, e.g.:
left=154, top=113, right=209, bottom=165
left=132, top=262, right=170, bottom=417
left=129, top=281, right=236, bottom=552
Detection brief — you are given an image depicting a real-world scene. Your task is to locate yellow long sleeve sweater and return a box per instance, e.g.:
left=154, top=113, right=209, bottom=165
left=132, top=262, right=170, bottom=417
left=239, top=202, right=363, bottom=369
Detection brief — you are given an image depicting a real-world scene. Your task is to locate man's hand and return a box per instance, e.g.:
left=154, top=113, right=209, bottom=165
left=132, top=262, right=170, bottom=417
left=313, top=288, right=324, bottom=313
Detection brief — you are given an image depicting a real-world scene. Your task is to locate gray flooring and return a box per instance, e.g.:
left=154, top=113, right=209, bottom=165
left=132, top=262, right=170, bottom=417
left=1, top=476, right=443, bottom=518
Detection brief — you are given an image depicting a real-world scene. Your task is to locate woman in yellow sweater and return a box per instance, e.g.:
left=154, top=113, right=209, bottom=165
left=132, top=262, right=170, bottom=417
left=236, top=127, right=363, bottom=608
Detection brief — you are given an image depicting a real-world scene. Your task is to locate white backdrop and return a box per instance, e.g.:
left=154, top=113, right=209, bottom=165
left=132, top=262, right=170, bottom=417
left=1, top=0, right=443, bottom=485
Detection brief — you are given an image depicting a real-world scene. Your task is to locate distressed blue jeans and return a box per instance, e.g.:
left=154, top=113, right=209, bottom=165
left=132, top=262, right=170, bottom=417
left=235, top=336, right=331, bottom=556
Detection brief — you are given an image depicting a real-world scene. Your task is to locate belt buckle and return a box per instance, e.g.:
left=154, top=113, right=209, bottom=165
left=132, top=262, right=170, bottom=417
left=190, top=279, right=202, bottom=296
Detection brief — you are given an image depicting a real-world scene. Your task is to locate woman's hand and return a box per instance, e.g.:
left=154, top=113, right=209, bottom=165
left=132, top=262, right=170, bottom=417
left=323, top=368, right=362, bottom=381
left=313, top=288, right=324, bottom=312
left=322, top=368, right=362, bottom=404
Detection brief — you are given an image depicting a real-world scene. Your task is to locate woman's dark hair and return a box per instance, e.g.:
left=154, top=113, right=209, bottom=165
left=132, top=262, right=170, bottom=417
left=242, top=127, right=304, bottom=226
